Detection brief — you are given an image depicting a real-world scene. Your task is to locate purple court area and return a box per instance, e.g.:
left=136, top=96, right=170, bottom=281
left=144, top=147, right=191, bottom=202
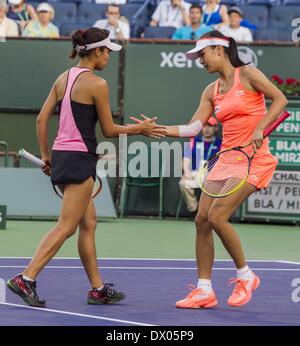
left=0, top=258, right=300, bottom=326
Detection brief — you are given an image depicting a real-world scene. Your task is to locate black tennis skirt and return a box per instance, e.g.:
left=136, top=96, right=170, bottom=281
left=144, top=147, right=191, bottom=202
left=50, top=150, right=98, bottom=185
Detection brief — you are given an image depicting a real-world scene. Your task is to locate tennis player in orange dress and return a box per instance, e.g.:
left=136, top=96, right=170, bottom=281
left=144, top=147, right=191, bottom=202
left=131, top=30, right=288, bottom=308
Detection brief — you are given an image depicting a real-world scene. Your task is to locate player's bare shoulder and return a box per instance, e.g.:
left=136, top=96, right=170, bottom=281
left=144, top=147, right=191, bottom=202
left=240, top=65, right=261, bottom=80
left=54, top=71, right=69, bottom=98
left=57, top=70, right=69, bottom=82
left=240, top=65, right=262, bottom=92
left=202, top=82, right=215, bottom=101
left=92, top=74, right=108, bottom=88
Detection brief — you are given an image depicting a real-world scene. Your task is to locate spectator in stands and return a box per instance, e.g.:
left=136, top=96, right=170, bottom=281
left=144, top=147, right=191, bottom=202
left=7, top=0, right=36, bottom=31
left=220, top=7, right=253, bottom=43
left=0, top=0, right=19, bottom=38
left=179, top=117, right=221, bottom=216
left=22, top=3, right=59, bottom=38
left=201, top=0, right=229, bottom=30
left=172, top=4, right=212, bottom=40
left=150, top=0, right=191, bottom=29
left=94, top=3, right=130, bottom=40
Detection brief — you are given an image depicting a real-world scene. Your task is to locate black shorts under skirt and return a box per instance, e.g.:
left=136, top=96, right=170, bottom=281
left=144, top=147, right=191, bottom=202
left=50, top=150, right=98, bottom=185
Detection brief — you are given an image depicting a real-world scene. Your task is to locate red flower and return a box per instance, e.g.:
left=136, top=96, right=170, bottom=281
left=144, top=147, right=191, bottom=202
left=277, top=78, right=284, bottom=85
left=286, top=78, right=297, bottom=85
left=270, top=75, right=300, bottom=96
left=272, top=75, right=281, bottom=81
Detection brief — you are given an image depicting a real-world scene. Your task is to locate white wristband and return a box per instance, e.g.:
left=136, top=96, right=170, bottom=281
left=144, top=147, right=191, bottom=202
left=178, top=120, right=202, bottom=137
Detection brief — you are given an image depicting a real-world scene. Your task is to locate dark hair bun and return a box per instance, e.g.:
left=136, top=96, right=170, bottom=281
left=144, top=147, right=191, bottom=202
left=69, top=27, right=110, bottom=60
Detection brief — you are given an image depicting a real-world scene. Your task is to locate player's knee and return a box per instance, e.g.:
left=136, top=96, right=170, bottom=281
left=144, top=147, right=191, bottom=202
left=56, top=223, right=77, bottom=238
left=66, top=230, right=77, bottom=239
left=195, top=212, right=208, bottom=229
left=80, top=217, right=97, bottom=234
left=65, top=227, right=78, bottom=238
left=207, top=208, right=226, bottom=229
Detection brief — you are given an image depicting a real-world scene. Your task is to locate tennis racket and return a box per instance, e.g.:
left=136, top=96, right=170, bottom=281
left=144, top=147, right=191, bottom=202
left=18, top=149, right=102, bottom=199
left=198, top=111, right=291, bottom=198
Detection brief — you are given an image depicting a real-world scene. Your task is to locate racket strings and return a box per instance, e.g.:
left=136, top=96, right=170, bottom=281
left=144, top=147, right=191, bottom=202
left=199, top=150, right=249, bottom=196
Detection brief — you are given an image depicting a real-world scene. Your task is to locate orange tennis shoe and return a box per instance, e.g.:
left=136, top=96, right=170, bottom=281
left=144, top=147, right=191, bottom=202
left=175, top=285, right=218, bottom=309
left=227, top=273, right=260, bottom=307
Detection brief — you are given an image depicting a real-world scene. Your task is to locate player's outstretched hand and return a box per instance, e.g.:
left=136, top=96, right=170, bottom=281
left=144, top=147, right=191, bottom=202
left=129, top=114, right=167, bottom=139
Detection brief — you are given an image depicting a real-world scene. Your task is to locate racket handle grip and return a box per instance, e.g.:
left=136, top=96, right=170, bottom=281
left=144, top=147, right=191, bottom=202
left=263, top=111, right=291, bottom=138
left=18, top=149, right=45, bottom=168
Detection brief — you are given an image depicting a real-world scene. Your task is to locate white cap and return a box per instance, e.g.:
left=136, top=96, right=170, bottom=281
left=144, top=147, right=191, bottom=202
left=8, top=0, right=22, bottom=5
left=37, top=3, right=55, bottom=19
left=77, top=37, right=122, bottom=52
left=185, top=37, right=230, bottom=60
left=37, top=2, right=53, bottom=13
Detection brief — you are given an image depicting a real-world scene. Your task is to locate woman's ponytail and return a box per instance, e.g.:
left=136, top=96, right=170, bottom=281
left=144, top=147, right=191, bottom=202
left=69, top=28, right=110, bottom=59
left=225, top=37, right=249, bottom=67
left=69, top=29, right=86, bottom=59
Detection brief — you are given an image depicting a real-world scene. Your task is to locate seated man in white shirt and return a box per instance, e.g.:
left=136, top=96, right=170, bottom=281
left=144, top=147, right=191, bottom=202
left=220, top=6, right=253, bottom=42
left=0, top=0, right=18, bottom=40
left=94, top=3, right=130, bottom=40
left=150, top=0, right=191, bottom=29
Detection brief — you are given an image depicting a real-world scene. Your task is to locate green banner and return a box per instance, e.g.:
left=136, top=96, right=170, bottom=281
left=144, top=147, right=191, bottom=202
left=241, top=170, right=300, bottom=223
left=124, top=42, right=300, bottom=127
left=0, top=39, right=119, bottom=111
left=269, top=137, right=300, bottom=167
left=271, top=108, right=300, bottom=136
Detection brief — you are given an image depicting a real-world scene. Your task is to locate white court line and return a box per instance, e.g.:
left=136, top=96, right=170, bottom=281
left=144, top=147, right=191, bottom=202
left=0, top=257, right=195, bottom=260
left=1, top=265, right=300, bottom=271
left=278, top=260, right=300, bottom=265
left=0, top=257, right=296, bottom=263
left=0, top=302, right=156, bottom=326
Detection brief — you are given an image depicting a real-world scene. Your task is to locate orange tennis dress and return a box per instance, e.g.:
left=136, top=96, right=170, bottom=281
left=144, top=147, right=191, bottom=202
left=213, top=67, right=278, bottom=189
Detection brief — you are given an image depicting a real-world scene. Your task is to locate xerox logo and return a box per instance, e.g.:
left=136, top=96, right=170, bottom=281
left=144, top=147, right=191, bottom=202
left=238, top=47, right=258, bottom=67
left=160, top=47, right=259, bottom=69
left=160, top=52, right=203, bottom=69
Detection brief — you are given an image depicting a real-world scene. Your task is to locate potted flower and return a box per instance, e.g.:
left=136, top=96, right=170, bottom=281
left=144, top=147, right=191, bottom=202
left=271, top=75, right=300, bottom=98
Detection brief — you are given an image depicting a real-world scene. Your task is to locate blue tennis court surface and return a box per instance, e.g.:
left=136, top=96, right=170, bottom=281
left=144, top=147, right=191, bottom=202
left=1, top=258, right=300, bottom=326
